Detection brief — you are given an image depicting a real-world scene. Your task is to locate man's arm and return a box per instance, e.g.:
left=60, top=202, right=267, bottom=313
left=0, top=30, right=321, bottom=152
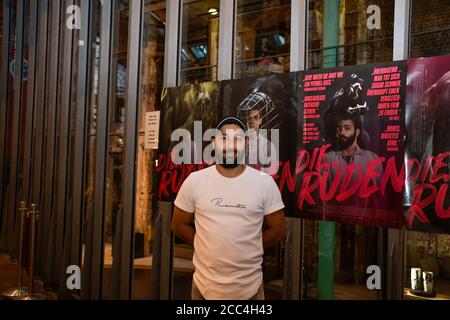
left=263, top=209, right=285, bottom=250
left=171, top=205, right=195, bottom=246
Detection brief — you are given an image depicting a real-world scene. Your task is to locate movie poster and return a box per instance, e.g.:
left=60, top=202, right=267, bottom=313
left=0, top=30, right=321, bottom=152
left=405, top=55, right=450, bottom=234
left=157, top=81, right=221, bottom=201
left=295, top=62, right=406, bottom=228
left=220, top=73, right=299, bottom=213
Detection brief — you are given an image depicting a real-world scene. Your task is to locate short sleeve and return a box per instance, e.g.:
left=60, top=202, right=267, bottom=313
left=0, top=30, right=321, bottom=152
left=174, top=173, right=196, bottom=213
left=263, top=176, right=285, bottom=215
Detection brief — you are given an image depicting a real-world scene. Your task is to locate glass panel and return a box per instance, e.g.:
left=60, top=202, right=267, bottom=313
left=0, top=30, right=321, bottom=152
left=15, top=0, right=30, bottom=207
left=50, top=0, right=73, bottom=286
left=0, top=0, right=3, bottom=77
left=67, top=0, right=80, bottom=213
left=302, top=220, right=379, bottom=300
left=404, top=231, right=450, bottom=300
left=0, top=0, right=15, bottom=252
left=404, top=8, right=450, bottom=295
left=303, top=0, right=395, bottom=300
left=102, top=0, right=129, bottom=299
left=308, top=0, right=394, bottom=69
left=180, top=0, right=220, bottom=84
left=410, top=0, right=450, bottom=58
left=234, top=0, right=291, bottom=79
left=82, top=0, right=101, bottom=282
left=0, top=0, right=2, bottom=209
left=131, top=0, right=166, bottom=300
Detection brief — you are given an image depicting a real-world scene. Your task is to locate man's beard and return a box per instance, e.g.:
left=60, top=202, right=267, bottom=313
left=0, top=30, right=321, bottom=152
left=221, top=161, right=240, bottom=169
left=216, top=149, right=245, bottom=169
left=337, top=133, right=356, bottom=150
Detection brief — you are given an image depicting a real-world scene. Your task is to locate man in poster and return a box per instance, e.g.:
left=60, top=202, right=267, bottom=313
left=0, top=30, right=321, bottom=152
left=297, top=62, right=406, bottom=228
left=237, top=89, right=279, bottom=174
left=323, top=113, right=383, bottom=210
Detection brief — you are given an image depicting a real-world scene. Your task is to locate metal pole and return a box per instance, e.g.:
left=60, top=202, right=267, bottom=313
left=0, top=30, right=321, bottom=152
left=0, top=201, right=29, bottom=298
left=19, top=204, right=45, bottom=300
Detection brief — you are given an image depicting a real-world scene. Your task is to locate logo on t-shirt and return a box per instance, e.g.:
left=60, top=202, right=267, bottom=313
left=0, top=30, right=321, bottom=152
left=210, top=198, right=247, bottom=209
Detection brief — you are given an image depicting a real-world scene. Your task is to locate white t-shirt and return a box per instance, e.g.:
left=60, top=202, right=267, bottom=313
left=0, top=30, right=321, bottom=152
left=174, top=165, right=285, bottom=300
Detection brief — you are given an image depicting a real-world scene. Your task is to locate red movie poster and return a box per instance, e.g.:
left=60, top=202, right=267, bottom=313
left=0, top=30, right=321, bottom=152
left=405, top=55, right=450, bottom=234
left=296, top=62, right=406, bottom=228
left=157, top=81, right=221, bottom=201
left=220, top=73, right=299, bottom=213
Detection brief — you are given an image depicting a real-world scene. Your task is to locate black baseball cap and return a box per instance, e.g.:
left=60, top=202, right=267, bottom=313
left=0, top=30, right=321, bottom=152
left=216, top=116, right=247, bottom=132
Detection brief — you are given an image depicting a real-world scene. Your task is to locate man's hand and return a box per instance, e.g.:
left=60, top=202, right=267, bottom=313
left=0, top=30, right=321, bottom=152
left=263, top=209, right=285, bottom=250
left=171, top=206, right=195, bottom=246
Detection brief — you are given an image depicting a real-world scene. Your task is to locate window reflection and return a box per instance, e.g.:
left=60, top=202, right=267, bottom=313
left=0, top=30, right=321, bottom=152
left=235, top=0, right=291, bottom=79
left=0, top=0, right=16, bottom=254
left=0, top=0, right=2, bottom=78
left=302, top=220, right=379, bottom=300
left=303, top=0, right=394, bottom=300
left=410, top=0, right=450, bottom=58
left=132, top=0, right=166, bottom=300
left=180, top=0, right=220, bottom=84
left=405, top=3, right=450, bottom=299
left=82, top=31, right=100, bottom=271
left=308, top=0, right=394, bottom=69
left=102, top=0, right=129, bottom=299
left=404, top=231, right=450, bottom=300
left=16, top=0, right=30, bottom=221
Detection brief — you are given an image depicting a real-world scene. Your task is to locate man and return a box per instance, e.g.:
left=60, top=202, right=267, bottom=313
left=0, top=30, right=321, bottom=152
left=247, top=107, right=263, bottom=131
left=323, top=114, right=382, bottom=208
left=171, top=116, right=285, bottom=300
left=323, top=74, right=369, bottom=147
left=237, top=90, right=279, bottom=174
left=246, top=108, right=274, bottom=167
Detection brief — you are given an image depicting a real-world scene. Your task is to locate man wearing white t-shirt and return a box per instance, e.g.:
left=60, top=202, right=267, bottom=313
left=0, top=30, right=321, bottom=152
left=171, top=116, right=285, bottom=300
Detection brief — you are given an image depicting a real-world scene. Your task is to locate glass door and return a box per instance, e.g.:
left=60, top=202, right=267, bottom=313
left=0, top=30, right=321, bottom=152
left=101, top=0, right=129, bottom=299
left=131, top=0, right=166, bottom=300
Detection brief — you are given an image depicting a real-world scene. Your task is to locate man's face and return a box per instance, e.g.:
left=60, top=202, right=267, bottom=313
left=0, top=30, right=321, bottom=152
left=247, top=109, right=262, bottom=132
left=336, top=119, right=359, bottom=150
left=213, top=124, right=247, bottom=166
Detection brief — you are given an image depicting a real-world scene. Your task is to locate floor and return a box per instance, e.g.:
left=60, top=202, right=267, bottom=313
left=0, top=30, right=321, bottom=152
left=0, top=255, right=57, bottom=300
left=306, top=283, right=379, bottom=300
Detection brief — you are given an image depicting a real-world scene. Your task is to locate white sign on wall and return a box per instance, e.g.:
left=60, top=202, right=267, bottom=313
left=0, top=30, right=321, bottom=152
left=144, top=111, right=160, bottom=150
